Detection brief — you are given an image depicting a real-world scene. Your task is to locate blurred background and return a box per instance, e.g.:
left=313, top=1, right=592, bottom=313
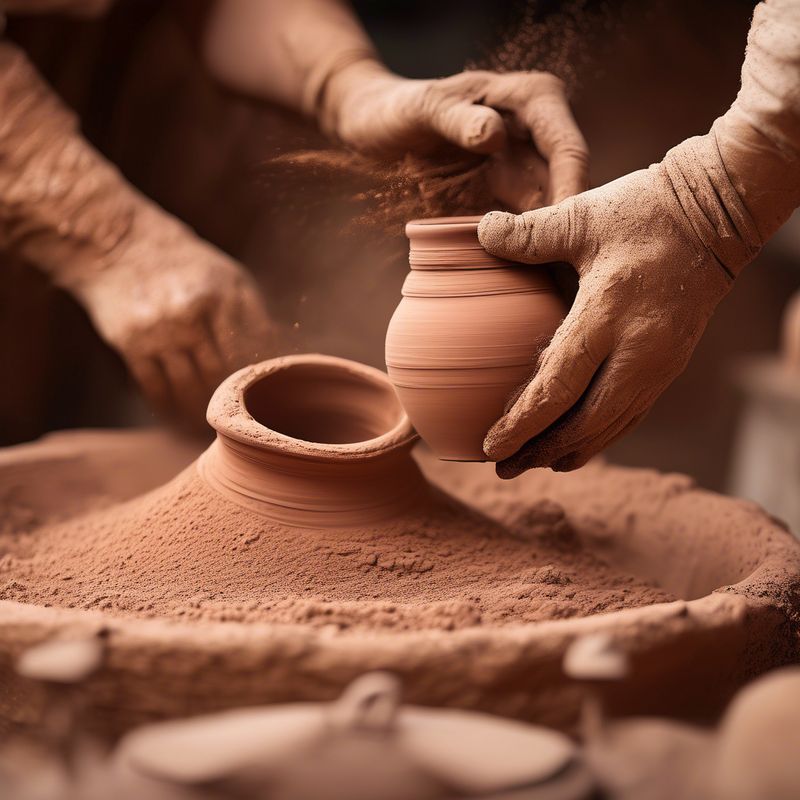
left=1, top=0, right=797, bottom=508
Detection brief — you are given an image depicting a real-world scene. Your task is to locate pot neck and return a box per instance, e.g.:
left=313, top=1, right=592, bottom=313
left=199, top=355, right=425, bottom=529
left=198, top=436, right=425, bottom=528
left=406, top=215, right=516, bottom=270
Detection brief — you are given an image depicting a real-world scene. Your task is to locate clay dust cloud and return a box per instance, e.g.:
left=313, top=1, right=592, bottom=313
left=1, top=0, right=800, bottom=798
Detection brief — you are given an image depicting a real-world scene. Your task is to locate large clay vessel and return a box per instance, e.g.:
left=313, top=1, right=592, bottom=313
left=385, top=215, right=566, bottom=460
left=0, top=356, right=799, bottom=740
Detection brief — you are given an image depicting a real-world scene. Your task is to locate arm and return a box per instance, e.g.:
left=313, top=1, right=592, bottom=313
left=477, top=0, right=800, bottom=476
left=204, top=0, right=589, bottom=205
left=0, top=41, right=273, bottom=424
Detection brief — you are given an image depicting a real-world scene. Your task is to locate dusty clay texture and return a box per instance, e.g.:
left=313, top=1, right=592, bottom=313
left=0, top=40, right=272, bottom=425
left=0, top=383, right=798, bottom=735
left=386, top=216, right=565, bottom=460
left=232, top=0, right=590, bottom=232
left=476, top=0, right=800, bottom=476
left=0, top=355, right=672, bottom=630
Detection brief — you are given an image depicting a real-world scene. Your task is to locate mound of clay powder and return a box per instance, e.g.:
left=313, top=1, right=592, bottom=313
left=0, top=456, right=675, bottom=631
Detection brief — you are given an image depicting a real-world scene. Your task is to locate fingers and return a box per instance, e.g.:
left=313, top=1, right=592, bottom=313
left=128, top=344, right=211, bottom=428
left=128, top=355, right=171, bottom=416
left=521, top=91, right=589, bottom=203
left=494, top=348, right=651, bottom=476
left=424, top=94, right=508, bottom=154
left=192, top=314, right=227, bottom=390
left=551, top=408, right=648, bottom=472
left=477, top=202, right=574, bottom=265
left=486, top=143, right=549, bottom=212
left=483, top=300, right=613, bottom=463
left=479, top=73, right=588, bottom=203
left=160, top=349, right=211, bottom=424
left=209, top=279, right=273, bottom=372
left=503, top=351, right=643, bottom=467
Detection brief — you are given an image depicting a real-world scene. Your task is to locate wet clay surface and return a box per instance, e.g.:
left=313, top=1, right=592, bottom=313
left=0, top=448, right=677, bottom=632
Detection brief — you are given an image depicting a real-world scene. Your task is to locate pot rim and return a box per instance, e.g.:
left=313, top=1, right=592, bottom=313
left=406, top=215, right=483, bottom=232
left=405, top=216, right=514, bottom=270
left=206, top=354, right=418, bottom=463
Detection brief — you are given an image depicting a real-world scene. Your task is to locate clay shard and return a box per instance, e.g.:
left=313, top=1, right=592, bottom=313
left=563, top=633, right=630, bottom=682
left=397, top=707, right=576, bottom=795
left=16, top=636, right=103, bottom=684
left=119, top=706, right=325, bottom=785
left=117, top=671, right=576, bottom=796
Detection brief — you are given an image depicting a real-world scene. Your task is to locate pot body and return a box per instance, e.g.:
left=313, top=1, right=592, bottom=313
left=386, top=216, right=566, bottom=461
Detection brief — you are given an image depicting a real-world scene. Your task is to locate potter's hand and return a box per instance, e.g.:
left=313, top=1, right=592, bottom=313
left=74, top=204, right=274, bottom=423
left=479, top=137, right=752, bottom=475
left=204, top=1, right=587, bottom=205
left=0, top=42, right=273, bottom=426
left=324, top=66, right=588, bottom=204
left=478, top=0, right=800, bottom=477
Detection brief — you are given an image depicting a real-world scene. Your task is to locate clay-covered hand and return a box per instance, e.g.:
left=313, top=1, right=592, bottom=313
left=203, top=1, right=587, bottom=206
left=0, top=41, right=273, bottom=427
left=478, top=133, right=761, bottom=476
left=478, top=0, right=800, bottom=477
left=324, top=65, right=588, bottom=204
left=73, top=204, right=274, bottom=424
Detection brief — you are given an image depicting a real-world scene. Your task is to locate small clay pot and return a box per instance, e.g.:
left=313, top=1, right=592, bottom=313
left=200, top=354, right=424, bottom=527
left=385, top=216, right=566, bottom=461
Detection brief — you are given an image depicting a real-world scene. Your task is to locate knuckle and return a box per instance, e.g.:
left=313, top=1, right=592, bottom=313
left=540, top=372, right=576, bottom=406
left=421, top=81, right=444, bottom=107
left=555, top=138, right=590, bottom=162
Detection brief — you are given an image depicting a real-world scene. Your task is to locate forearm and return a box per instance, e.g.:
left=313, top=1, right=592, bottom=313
left=714, top=0, right=800, bottom=242
left=203, top=0, right=383, bottom=120
left=653, top=0, right=800, bottom=282
left=0, top=41, right=139, bottom=291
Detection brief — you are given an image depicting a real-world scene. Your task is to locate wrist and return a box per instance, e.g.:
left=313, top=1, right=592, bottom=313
left=660, top=131, right=761, bottom=279
left=0, top=42, right=136, bottom=291
left=314, top=56, right=399, bottom=140
left=713, top=110, right=800, bottom=242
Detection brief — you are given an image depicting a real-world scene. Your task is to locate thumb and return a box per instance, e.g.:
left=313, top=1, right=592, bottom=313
left=426, top=98, right=507, bottom=154
left=477, top=203, right=573, bottom=265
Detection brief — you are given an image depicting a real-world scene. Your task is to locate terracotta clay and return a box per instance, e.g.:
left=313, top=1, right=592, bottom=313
left=0, top=356, right=674, bottom=629
left=477, top=0, right=800, bottom=475
left=386, top=216, right=565, bottom=460
left=0, top=414, right=798, bottom=735
left=115, top=671, right=583, bottom=799
left=15, top=637, right=103, bottom=685
left=198, top=354, right=426, bottom=527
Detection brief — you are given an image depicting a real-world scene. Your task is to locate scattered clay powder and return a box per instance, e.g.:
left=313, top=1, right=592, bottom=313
left=0, top=458, right=675, bottom=631
left=265, top=1, right=624, bottom=233
left=266, top=149, right=494, bottom=234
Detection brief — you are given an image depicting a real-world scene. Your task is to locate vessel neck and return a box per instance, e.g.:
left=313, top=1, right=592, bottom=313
left=199, top=434, right=425, bottom=528
left=200, top=355, right=425, bottom=529
left=406, top=215, right=516, bottom=269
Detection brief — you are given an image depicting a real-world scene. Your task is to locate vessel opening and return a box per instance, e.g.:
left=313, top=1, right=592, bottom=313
left=244, top=362, right=405, bottom=445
